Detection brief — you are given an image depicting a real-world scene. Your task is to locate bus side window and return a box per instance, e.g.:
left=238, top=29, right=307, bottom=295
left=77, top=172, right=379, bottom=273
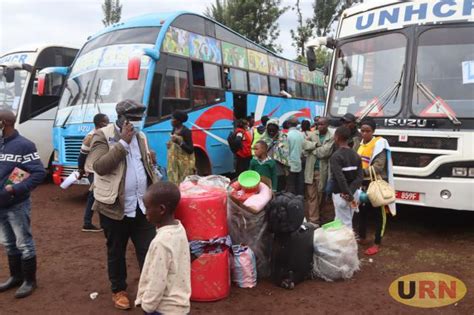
left=191, top=61, right=224, bottom=107
left=269, top=76, right=280, bottom=95
left=249, top=72, right=269, bottom=94
left=301, top=83, right=313, bottom=100
left=287, top=80, right=298, bottom=97
left=162, top=69, right=191, bottom=117
left=229, top=68, right=248, bottom=92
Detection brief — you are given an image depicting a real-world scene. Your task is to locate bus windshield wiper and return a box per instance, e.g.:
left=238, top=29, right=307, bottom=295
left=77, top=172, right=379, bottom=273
left=92, top=78, right=103, bottom=108
left=416, top=81, right=461, bottom=126
left=358, top=67, right=404, bottom=122
left=80, top=80, right=90, bottom=106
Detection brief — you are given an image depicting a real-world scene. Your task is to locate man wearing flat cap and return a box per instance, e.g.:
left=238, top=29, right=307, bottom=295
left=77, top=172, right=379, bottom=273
left=340, top=113, right=362, bottom=151
left=88, top=99, right=157, bottom=310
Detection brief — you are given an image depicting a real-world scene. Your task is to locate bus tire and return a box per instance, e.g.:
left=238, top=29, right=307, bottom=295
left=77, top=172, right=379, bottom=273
left=45, top=152, right=54, bottom=183
left=194, top=148, right=211, bottom=176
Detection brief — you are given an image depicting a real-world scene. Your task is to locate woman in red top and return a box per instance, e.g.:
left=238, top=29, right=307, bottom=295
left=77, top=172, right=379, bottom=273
left=234, top=119, right=252, bottom=176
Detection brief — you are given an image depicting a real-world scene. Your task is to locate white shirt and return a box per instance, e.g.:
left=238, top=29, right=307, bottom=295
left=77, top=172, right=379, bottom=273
left=119, top=135, right=148, bottom=218
left=135, top=222, right=191, bottom=314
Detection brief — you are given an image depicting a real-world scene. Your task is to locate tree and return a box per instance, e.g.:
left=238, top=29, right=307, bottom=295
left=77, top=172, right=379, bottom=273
left=290, top=0, right=314, bottom=60
left=312, top=0, right=362, bottom=36
left=205, top=0, right=288, bottom=53
left=102, top=0, right=122, bottom=27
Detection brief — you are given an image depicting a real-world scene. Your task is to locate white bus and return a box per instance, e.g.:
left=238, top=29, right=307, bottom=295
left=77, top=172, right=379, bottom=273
left=307, top=0, right=474, bottom=211
left=0, top=44, right=78, bottom=170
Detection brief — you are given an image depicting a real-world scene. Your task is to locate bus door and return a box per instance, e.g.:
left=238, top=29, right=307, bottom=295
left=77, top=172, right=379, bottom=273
left=233, top=92, right=247, bottom=120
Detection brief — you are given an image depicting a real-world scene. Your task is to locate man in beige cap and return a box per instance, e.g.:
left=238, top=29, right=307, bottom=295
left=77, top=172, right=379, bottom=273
left=88, top=99, right=157, bottom=310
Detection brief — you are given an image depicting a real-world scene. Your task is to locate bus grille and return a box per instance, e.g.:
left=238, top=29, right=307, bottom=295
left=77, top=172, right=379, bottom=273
left=61, top=166, right=77, bottom=178
left=63, top=137, right=83, bottom=163
left=391, top=152, right=441, bottom=168
left=384, top=136, right=457, bottom=150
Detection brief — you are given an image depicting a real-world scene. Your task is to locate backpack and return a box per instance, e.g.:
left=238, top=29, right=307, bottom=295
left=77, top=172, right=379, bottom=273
left=266, top=192, right=304, bottom=234
left=227, top=131, right=242, bottom=154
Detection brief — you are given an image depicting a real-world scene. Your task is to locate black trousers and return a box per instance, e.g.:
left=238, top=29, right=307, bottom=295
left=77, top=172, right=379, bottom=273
left=100, top=208, right=156, bottom=293
left=357, top=202, right=384, bottom=245
left=286, top=171, right=304, bottom=196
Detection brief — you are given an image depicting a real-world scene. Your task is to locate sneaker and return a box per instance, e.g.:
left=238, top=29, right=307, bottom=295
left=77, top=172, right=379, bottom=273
left=112, top=291, right=131, bottom=310
left=82, top=224, right=103, bottom=232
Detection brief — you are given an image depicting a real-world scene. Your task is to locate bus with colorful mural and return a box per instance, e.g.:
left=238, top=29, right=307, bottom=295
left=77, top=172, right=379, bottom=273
left=41, top=12, right=326, bottom=184
left=0, top=45, right=78, bottom=170
left=307, top=0, right=474, bottom=211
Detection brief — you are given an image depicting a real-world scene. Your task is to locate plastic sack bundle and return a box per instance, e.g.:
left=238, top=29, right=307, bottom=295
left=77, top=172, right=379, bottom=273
left=312, top=223, right=360, bottom=281
left=228, top=196, right=272, bottom=278
left=231, top=245, right=257, bottom=288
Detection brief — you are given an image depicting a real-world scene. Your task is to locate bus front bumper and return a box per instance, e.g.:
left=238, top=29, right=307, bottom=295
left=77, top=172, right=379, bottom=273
left=52, top=164, right=90, bottom=186
left=394, top=177, right=474, bottom=211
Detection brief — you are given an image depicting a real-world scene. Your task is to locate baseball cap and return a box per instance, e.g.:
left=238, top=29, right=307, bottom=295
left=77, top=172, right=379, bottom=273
left=341, top=113, right=357, bottom=123
left=115, top=99, right=146, bottom=120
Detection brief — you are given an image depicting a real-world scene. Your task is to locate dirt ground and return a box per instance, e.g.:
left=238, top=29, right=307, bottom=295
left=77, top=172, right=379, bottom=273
left=0, top=183, right=473, bottom=314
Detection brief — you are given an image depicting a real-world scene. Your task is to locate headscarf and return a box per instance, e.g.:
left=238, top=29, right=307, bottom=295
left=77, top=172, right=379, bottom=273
left=172, top=110, right=188, bottom=123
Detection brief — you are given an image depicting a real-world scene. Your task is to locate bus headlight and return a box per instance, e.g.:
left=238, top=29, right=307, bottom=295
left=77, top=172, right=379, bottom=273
left=452, top=167, right=467, bottom=177
left=469, top=168, right=474, bottom=177
left=53, top=150, right=59, bottom=162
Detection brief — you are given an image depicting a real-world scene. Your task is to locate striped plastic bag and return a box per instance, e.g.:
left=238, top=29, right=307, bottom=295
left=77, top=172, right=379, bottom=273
left=231, top=245, right=257, bottom=288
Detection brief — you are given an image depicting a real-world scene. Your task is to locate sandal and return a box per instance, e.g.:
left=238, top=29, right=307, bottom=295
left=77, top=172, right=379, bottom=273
left=364, top=245, right=380, bottom=256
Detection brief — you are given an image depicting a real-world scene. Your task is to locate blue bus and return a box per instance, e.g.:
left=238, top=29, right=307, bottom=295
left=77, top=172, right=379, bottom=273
left=40, top=12, right=326, bottom=184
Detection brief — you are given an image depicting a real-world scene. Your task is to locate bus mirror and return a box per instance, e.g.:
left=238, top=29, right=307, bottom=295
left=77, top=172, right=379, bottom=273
left=307, top=48, right=317, bottom=71
left=37, top=73, right=46, bottom=96
left=4, top=67, right=15, bottom=83
left=128, top=57, right=141, bottom=80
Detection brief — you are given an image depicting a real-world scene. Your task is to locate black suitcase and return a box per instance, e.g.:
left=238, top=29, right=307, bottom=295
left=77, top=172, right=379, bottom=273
left=271, top=223, right=316, bottom=288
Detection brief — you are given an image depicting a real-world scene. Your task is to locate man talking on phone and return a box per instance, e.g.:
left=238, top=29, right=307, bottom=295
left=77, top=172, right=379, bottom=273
left=88, top=100, right=157, bottom=310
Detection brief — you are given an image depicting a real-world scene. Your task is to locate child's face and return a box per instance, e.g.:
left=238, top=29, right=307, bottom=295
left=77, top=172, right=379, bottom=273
left=253, top=143, right=266, bottom=158
left=144, top=193, right=166, bottom=225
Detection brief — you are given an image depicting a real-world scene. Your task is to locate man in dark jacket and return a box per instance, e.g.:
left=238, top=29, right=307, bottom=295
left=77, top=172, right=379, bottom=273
left=340, top=113, right=362, bottom=151
left=0, top=110, right=46, bottom=298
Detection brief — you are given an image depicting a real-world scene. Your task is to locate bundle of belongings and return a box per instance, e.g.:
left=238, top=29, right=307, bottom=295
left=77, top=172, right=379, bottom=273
left=231, top=245, right=257, bottom=288
left=266, top=192, right=315, bottom=289
left=228, top=171, right=273, bottom=278
left=312, top=219, right=360, bottom=281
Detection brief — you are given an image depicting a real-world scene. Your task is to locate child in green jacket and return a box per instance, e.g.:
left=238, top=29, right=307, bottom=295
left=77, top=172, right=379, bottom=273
left=249, top=140, right=278, bottom=191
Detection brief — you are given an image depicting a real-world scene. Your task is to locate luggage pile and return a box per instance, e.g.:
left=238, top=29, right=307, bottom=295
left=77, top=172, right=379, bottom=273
left=177, top=173, right=360, bottom=299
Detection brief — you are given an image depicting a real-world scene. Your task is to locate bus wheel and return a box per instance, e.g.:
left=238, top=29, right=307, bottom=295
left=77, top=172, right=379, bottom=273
left=194, top=148, right=211, bottom=176
left=46, top=153, right=55, bottom=183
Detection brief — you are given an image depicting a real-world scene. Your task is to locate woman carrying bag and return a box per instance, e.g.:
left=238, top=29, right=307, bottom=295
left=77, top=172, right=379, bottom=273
left=357, top=117, right=396, bottom=256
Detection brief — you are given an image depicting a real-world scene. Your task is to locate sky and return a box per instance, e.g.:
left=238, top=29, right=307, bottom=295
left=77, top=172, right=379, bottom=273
left=0, top=0, right=315, bottom=60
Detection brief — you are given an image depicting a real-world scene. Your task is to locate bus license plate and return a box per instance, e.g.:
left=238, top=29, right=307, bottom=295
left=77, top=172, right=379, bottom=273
left=396, top=191, right=420, bottom=201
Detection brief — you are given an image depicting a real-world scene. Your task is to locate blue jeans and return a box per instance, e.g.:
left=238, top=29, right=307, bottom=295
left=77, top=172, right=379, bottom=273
left=0, top=198, right=36, bottom=259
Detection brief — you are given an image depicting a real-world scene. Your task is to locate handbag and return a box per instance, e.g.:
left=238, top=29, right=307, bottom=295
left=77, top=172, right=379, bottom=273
left=367, top=166, right=395, bottom=207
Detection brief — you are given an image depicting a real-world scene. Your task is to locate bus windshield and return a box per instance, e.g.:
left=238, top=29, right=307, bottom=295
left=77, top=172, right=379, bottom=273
left=412, top=27, right=474, bottom=118
left=329, top=33, right=406, bottom=117
left=56, top=27, right=160, bottom=125
left=0, top=69, right=29, bottom=115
